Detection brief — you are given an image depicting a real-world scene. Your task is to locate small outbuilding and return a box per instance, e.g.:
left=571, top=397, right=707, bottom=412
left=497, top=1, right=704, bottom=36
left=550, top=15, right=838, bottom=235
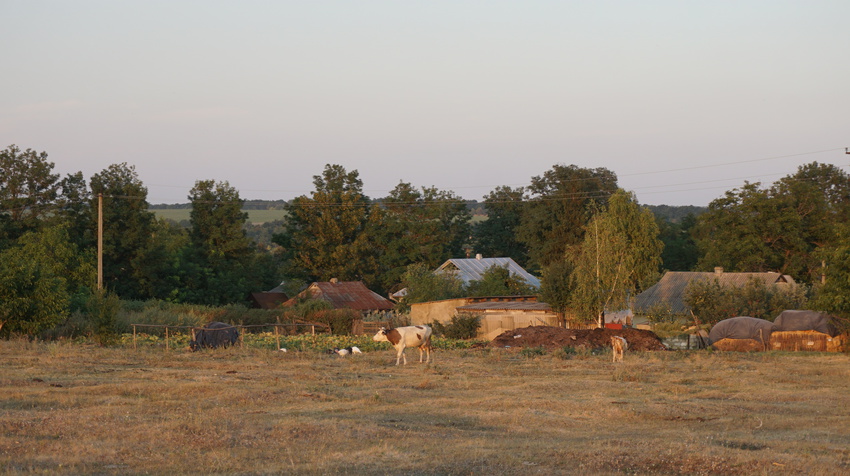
left=411, top=296, right=558, bottom=340
left=282, top=279, right=395, bottom=315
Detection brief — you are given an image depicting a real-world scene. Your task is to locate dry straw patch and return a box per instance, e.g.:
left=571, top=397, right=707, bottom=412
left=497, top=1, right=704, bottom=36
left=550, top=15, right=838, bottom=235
left=1, top=339, right=849, bottom=475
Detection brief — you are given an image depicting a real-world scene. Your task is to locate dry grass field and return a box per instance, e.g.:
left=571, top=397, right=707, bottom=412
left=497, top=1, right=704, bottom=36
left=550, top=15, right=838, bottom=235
left=1, top=339, right=849, bottom=475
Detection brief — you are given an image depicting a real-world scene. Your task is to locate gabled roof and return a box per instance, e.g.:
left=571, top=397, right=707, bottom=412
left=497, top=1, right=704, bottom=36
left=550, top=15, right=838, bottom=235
left=436, top=257, right=541, bottom=288
left=284, top=280, right=394, bottom=312
left=249, top=292, right=288, bottom=310
left=633, top=269, right=796, bottom=315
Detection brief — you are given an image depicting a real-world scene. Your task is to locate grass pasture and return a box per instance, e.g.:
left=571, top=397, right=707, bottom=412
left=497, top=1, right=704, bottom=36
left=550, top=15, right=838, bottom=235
left=1, top=340, right=849, bottom=475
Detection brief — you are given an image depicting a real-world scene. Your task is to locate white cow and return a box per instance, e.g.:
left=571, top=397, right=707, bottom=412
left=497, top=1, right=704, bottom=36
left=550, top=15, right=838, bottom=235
left=373, top=325, right=433, bottom=365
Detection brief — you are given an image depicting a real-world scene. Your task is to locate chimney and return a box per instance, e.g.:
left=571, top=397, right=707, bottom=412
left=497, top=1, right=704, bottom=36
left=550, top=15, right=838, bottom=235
left=475, top=254, right=483, bottom=260
left=714, top=267, right=723, bottom=275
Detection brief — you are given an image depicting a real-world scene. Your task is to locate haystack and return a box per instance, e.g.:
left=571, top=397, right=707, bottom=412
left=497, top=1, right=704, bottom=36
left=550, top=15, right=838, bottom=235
left=770, top=310, right=844, bottom=352
left=708, top=316, right=776, bottom=352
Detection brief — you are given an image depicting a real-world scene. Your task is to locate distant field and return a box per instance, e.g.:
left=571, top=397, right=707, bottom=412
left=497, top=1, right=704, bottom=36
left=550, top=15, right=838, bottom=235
left=151, top=209, right=287, bottom=224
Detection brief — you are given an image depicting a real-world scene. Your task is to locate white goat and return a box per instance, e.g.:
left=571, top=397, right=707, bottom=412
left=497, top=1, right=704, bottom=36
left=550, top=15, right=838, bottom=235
left=611, top=336, right=628, bottom=363
left=372, top=325, right=432, bottom=365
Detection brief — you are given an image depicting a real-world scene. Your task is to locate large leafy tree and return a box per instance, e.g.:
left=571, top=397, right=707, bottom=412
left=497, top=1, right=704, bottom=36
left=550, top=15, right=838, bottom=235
left=277, top=164, right=373, bottom=283
left=0, top=225, right=93, bottom=336
left=657, top=213, right=699, bottom=271
left=811, top=223, right=850, bottom=320
left=89, top=163, right=164, bottom=299
left=178, top=180, right=272, bottom=305
left=693, top=163, right=850, bottom=283
left=367, top=182, right=456, bottom=293
left=473, top=186, right=529, bottom=267
left=516, top=164, right=618, bottom=271
left=570, top=190, right=663, bottom=324
left=0, top=145, right=60, bottom=243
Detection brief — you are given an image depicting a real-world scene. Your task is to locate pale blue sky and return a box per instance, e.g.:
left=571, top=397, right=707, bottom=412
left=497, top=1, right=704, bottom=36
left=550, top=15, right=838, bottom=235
left=2, top=1, right=848, bottom=205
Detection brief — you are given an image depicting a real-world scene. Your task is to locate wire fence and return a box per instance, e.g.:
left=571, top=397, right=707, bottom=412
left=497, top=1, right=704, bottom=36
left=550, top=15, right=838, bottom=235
left=130, top=322, right=331, bottom=351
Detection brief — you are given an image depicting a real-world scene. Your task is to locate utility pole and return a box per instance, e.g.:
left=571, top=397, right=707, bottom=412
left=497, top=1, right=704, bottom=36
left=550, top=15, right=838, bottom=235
left=97, top=193, right=103, bottom=290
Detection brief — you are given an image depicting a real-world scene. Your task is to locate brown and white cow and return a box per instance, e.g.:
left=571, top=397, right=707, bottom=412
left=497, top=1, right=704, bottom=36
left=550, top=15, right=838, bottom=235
left=372, top=325, right=432, bottom=365
left=611, top=336, right=628, bottom=363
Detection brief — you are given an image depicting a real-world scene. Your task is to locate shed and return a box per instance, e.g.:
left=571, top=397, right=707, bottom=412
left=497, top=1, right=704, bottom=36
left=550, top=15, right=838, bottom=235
left=436, top=256, right=541, bottom=288
left=411, top=296, right=557, bottom=340
left=282, top=280, right=394, bottom=315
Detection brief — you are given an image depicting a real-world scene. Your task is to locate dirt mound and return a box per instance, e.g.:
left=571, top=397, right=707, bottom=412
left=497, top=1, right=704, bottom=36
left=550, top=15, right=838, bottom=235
left=489, top=326, right=667, bottom=351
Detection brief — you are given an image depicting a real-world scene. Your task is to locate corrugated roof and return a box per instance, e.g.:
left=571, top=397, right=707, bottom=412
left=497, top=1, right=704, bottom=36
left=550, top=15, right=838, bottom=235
left=436, top=257, right=541, bottom=288
left=457, top=301, right=552, bottom=312
left=633, top=270, right=796, bottom=314
left=284, top=281, right=395, bottom=311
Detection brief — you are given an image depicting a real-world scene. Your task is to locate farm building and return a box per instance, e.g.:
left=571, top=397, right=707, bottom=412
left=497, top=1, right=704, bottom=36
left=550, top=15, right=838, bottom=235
left=392, top=255, right=541, bottom=301
left=282, top=279, right=395, bottom=315
left=411, top=296, right=559, bottom=340
left=249, top=281, right=289, bottom=309
left=769, top=310, right=844, bottom=352
left=632, top=268, right=796, bottom=323
left=435, top=255, right=541, bottom=288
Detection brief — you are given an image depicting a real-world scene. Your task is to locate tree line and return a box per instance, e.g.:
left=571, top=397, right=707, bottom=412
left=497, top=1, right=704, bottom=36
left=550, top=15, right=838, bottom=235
left=2, top=143, right=850, bottom=337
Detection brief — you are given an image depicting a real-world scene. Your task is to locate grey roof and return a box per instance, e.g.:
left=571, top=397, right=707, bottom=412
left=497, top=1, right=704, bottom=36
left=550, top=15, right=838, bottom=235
left=633, top=270, right=796, bottom=315
left=436, top=257, right=541, bottom=288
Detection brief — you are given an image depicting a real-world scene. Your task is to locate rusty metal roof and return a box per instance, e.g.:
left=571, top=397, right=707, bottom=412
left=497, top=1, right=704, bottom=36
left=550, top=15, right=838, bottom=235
left=285, top=281, right=394, bottom=311
left=633, top=270, right=796, bottom=314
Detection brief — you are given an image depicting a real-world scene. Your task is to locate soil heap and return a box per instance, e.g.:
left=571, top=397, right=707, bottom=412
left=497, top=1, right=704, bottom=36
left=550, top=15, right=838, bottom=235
left=489, top=326, right=667, bottom=351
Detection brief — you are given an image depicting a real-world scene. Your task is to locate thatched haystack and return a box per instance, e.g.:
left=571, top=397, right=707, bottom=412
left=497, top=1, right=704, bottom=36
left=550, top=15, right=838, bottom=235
left=770, top=330, right=844, bottom=352
left=711, top=338, right=766, bottom=352
left=708, top=316, right=775, bottom=351
left=770, top=310, right=845, bottom=352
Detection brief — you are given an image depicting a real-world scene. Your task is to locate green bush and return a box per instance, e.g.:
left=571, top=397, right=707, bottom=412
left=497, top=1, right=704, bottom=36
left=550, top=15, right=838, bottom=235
left=430, top=312, right=481, bottom=339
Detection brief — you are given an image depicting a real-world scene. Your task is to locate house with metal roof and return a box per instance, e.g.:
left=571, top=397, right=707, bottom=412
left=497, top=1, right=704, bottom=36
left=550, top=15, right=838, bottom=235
left=632, top=267, right=797, bottom=317
left=282, top=279, right=395, bottom=314
left=436, top=255, right=541, bottom=288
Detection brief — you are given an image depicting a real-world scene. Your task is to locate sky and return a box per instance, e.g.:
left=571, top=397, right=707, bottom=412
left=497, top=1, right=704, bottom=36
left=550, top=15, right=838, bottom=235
left=2, top=1, right=848, bottom=206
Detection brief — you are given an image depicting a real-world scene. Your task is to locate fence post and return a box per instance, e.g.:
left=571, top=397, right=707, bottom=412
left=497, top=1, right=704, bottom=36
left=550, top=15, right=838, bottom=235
left=165, top=326, right=169, bottom=351
left=275, top=325, right=280, bottom=350
left=133, top=325, right=137, bottom=350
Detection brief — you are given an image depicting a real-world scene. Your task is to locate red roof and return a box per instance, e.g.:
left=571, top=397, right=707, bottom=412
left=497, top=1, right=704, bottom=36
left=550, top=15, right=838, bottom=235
left=284, top=281, right=394, bottom=312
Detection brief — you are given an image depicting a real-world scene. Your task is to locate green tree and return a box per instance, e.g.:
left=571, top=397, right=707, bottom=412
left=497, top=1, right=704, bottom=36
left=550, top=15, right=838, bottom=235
left=516, top=164, right=618, bottom=271
left=473, top=186, right=529, bottom=266
left=278, top=164, right=373, bottom=284
left=396, top=262, right=465, bottom=312
left=657, top=213, right=699, bottom=271
left=539, top=259, right=577, bottom=326
left=368, top=182, right=472, bottom=293
left=465, top=264, right=538, bottom=297
left=811, top=223, right=850, bottom=319
left=570, top=190, right=663, bottom=324
left=89, top=163, right=164, bottom=299
left=693, top=163, right=850, bottom=283
left=0, top=225, right=92, bottom=336
left=178, top=180, right=277, bottom=305
left=0, top=145, right=60, bottom=243
left=684, top=276, right=808, bottom=327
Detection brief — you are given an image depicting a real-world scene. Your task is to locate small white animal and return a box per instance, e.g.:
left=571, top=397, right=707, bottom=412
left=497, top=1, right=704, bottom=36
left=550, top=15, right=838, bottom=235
left=333, top=346, right=362, bottom=356
left=611, top=336, right=628, bottom=363
left=372, top=325, right=432, bottom=365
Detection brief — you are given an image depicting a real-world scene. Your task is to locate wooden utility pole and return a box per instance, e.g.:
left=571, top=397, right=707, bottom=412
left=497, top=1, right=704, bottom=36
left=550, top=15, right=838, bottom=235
left=97, top=193, right=103, bottom=290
